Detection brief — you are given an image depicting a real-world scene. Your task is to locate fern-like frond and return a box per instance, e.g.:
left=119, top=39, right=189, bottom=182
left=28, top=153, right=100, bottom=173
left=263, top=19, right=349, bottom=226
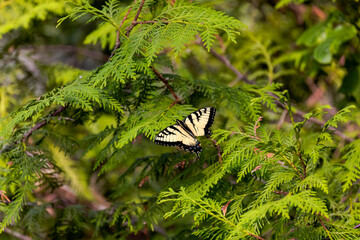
left=339, top=139, right=360, bottom=191
left=0, top=79, right=123, bottom=138
left=292, top=174, right=329, bottom=194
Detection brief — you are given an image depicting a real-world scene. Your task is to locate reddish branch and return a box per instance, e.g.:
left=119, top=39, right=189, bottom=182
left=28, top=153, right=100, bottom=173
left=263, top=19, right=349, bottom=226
left=150, top=66, right=180, bottom=103
left=317, top=216, right=329, bottom=232
left=273, top=190, right=288, bottom=196
left=254, top=116, right=262, bottom=138
left=247, top=232, right=265, bottom=240
left=21, top=104, right=69, bottom=144
left=207, top=47, right=253, bottom=84
left=126, top=0, right=146, bottom=36
left=110, top=6, right=133, bottom=59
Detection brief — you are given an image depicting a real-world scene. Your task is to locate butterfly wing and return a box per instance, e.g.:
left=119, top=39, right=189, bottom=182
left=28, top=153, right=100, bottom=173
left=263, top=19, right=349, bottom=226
left=183, top=107, right=216, bottom=137
left=154, top=124, right=202, bottom=155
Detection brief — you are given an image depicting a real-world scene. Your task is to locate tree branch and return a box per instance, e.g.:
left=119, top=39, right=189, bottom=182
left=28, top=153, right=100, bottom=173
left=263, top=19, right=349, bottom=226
left=150, top=66, right=180, bottom=103
left=247, top=232, right=265, bottom=240
left=126, top=0, right=146, bottom=36
left=110, top=6, right=133, bottom=59
left=21, top=104, right=69, bottom=144
left=298, top=152, right=306, bottom=178
left=207, top=47, right=253, bottom=85
left=4, top=228, right=32, bottom=240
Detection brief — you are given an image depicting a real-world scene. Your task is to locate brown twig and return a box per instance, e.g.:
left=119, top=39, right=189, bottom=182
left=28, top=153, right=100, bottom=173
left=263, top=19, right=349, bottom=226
left=168, top=100, right=178, bottom=108
left=273, top=190, right=288, bottom=196
left=208, top=137, right=222, bottom=163
left=126, top=0, right=146, bottom=36
left=0, top=190, right=11, bottom=203
left=4, top=228, right=32, bottom=240
left=317, top=216, right=329, bottom=233
left=150, top=66, right=180, bottom=103
left=231, top=131, right=262, bottom=142
left=254, top=116, right=263, bottom=138
left=21, top=104, right=69, bottom=144
left=206, top=46, right=253, bottom=85
left=247, top=232, right=265, bottom=240
left=110, top=6, right=133, bottom=59
left=298, top=152, right=306, bottom=178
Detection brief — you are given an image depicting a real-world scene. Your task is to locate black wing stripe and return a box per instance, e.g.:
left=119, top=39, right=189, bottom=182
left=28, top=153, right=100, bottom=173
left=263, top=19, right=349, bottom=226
left=185, top=115, right=197, bottom=135
left=194, top=112, right=200, bottom=121
left=168, top=125, right=188, bottom=137
left=204, top=107, right=216, bottom=136
left=182, top=107, right=216, bottom=137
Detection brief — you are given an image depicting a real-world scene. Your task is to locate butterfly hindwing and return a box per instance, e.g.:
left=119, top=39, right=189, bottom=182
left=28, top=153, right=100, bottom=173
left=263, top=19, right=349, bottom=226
left=183, top=107, right=216, bottom=137
left=154, top=123, right=203, bottom=156
left=154, top=124, right=197, bottom=148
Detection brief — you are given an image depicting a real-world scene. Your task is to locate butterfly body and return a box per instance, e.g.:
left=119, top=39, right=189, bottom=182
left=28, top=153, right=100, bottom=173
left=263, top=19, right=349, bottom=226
left=154, top=107, right=216, bottom=157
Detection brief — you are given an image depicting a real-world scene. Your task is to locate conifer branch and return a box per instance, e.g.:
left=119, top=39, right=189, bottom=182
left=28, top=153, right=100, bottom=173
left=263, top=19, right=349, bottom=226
left=317, top=216, right=331, bottom=238
left=21, top=104, right=69, bottom=144
left=150, top=66, right=180, bottom=103
left=281, top=154, right=304, bottom=180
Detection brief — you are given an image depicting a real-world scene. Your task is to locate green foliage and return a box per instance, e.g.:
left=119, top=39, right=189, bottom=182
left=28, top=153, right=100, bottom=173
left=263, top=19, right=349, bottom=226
left=297, top=15, right=357, bottom=64
left=61, top=0, right=243, bottom=86
left=0, top=0, right=360, bottom=239
left=340, top=139, right=360, bottom=191
left=0, top=0, right=71, bottom=37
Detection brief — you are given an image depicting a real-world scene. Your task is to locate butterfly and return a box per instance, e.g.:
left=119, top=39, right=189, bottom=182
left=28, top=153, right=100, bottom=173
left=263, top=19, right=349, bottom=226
left=154, top=107, right=216, bottom=157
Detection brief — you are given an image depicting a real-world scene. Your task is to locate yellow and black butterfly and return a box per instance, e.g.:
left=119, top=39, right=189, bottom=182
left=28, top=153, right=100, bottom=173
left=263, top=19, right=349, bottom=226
left=154, top=107, right=216, bottom=157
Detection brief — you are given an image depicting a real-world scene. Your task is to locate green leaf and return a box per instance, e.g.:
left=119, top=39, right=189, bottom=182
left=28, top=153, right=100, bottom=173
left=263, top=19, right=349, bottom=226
left=314, top=39, right=332, bottom=64
left=313, top=24, right=357, bottom=64
left=296, top=22, right=328, bottom=47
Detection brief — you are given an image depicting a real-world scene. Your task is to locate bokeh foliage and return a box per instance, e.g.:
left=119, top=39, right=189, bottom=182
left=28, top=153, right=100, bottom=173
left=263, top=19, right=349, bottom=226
left=0, top=0, right=360, bottom=239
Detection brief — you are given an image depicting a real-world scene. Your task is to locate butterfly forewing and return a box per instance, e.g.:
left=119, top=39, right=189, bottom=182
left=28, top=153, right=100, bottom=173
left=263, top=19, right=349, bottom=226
left=183, top=107, right=216, bottom=136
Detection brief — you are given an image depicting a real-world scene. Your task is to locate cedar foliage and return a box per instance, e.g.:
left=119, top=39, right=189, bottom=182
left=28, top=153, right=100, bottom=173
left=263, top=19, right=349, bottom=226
left=0, top=0, right=360, bottom=239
